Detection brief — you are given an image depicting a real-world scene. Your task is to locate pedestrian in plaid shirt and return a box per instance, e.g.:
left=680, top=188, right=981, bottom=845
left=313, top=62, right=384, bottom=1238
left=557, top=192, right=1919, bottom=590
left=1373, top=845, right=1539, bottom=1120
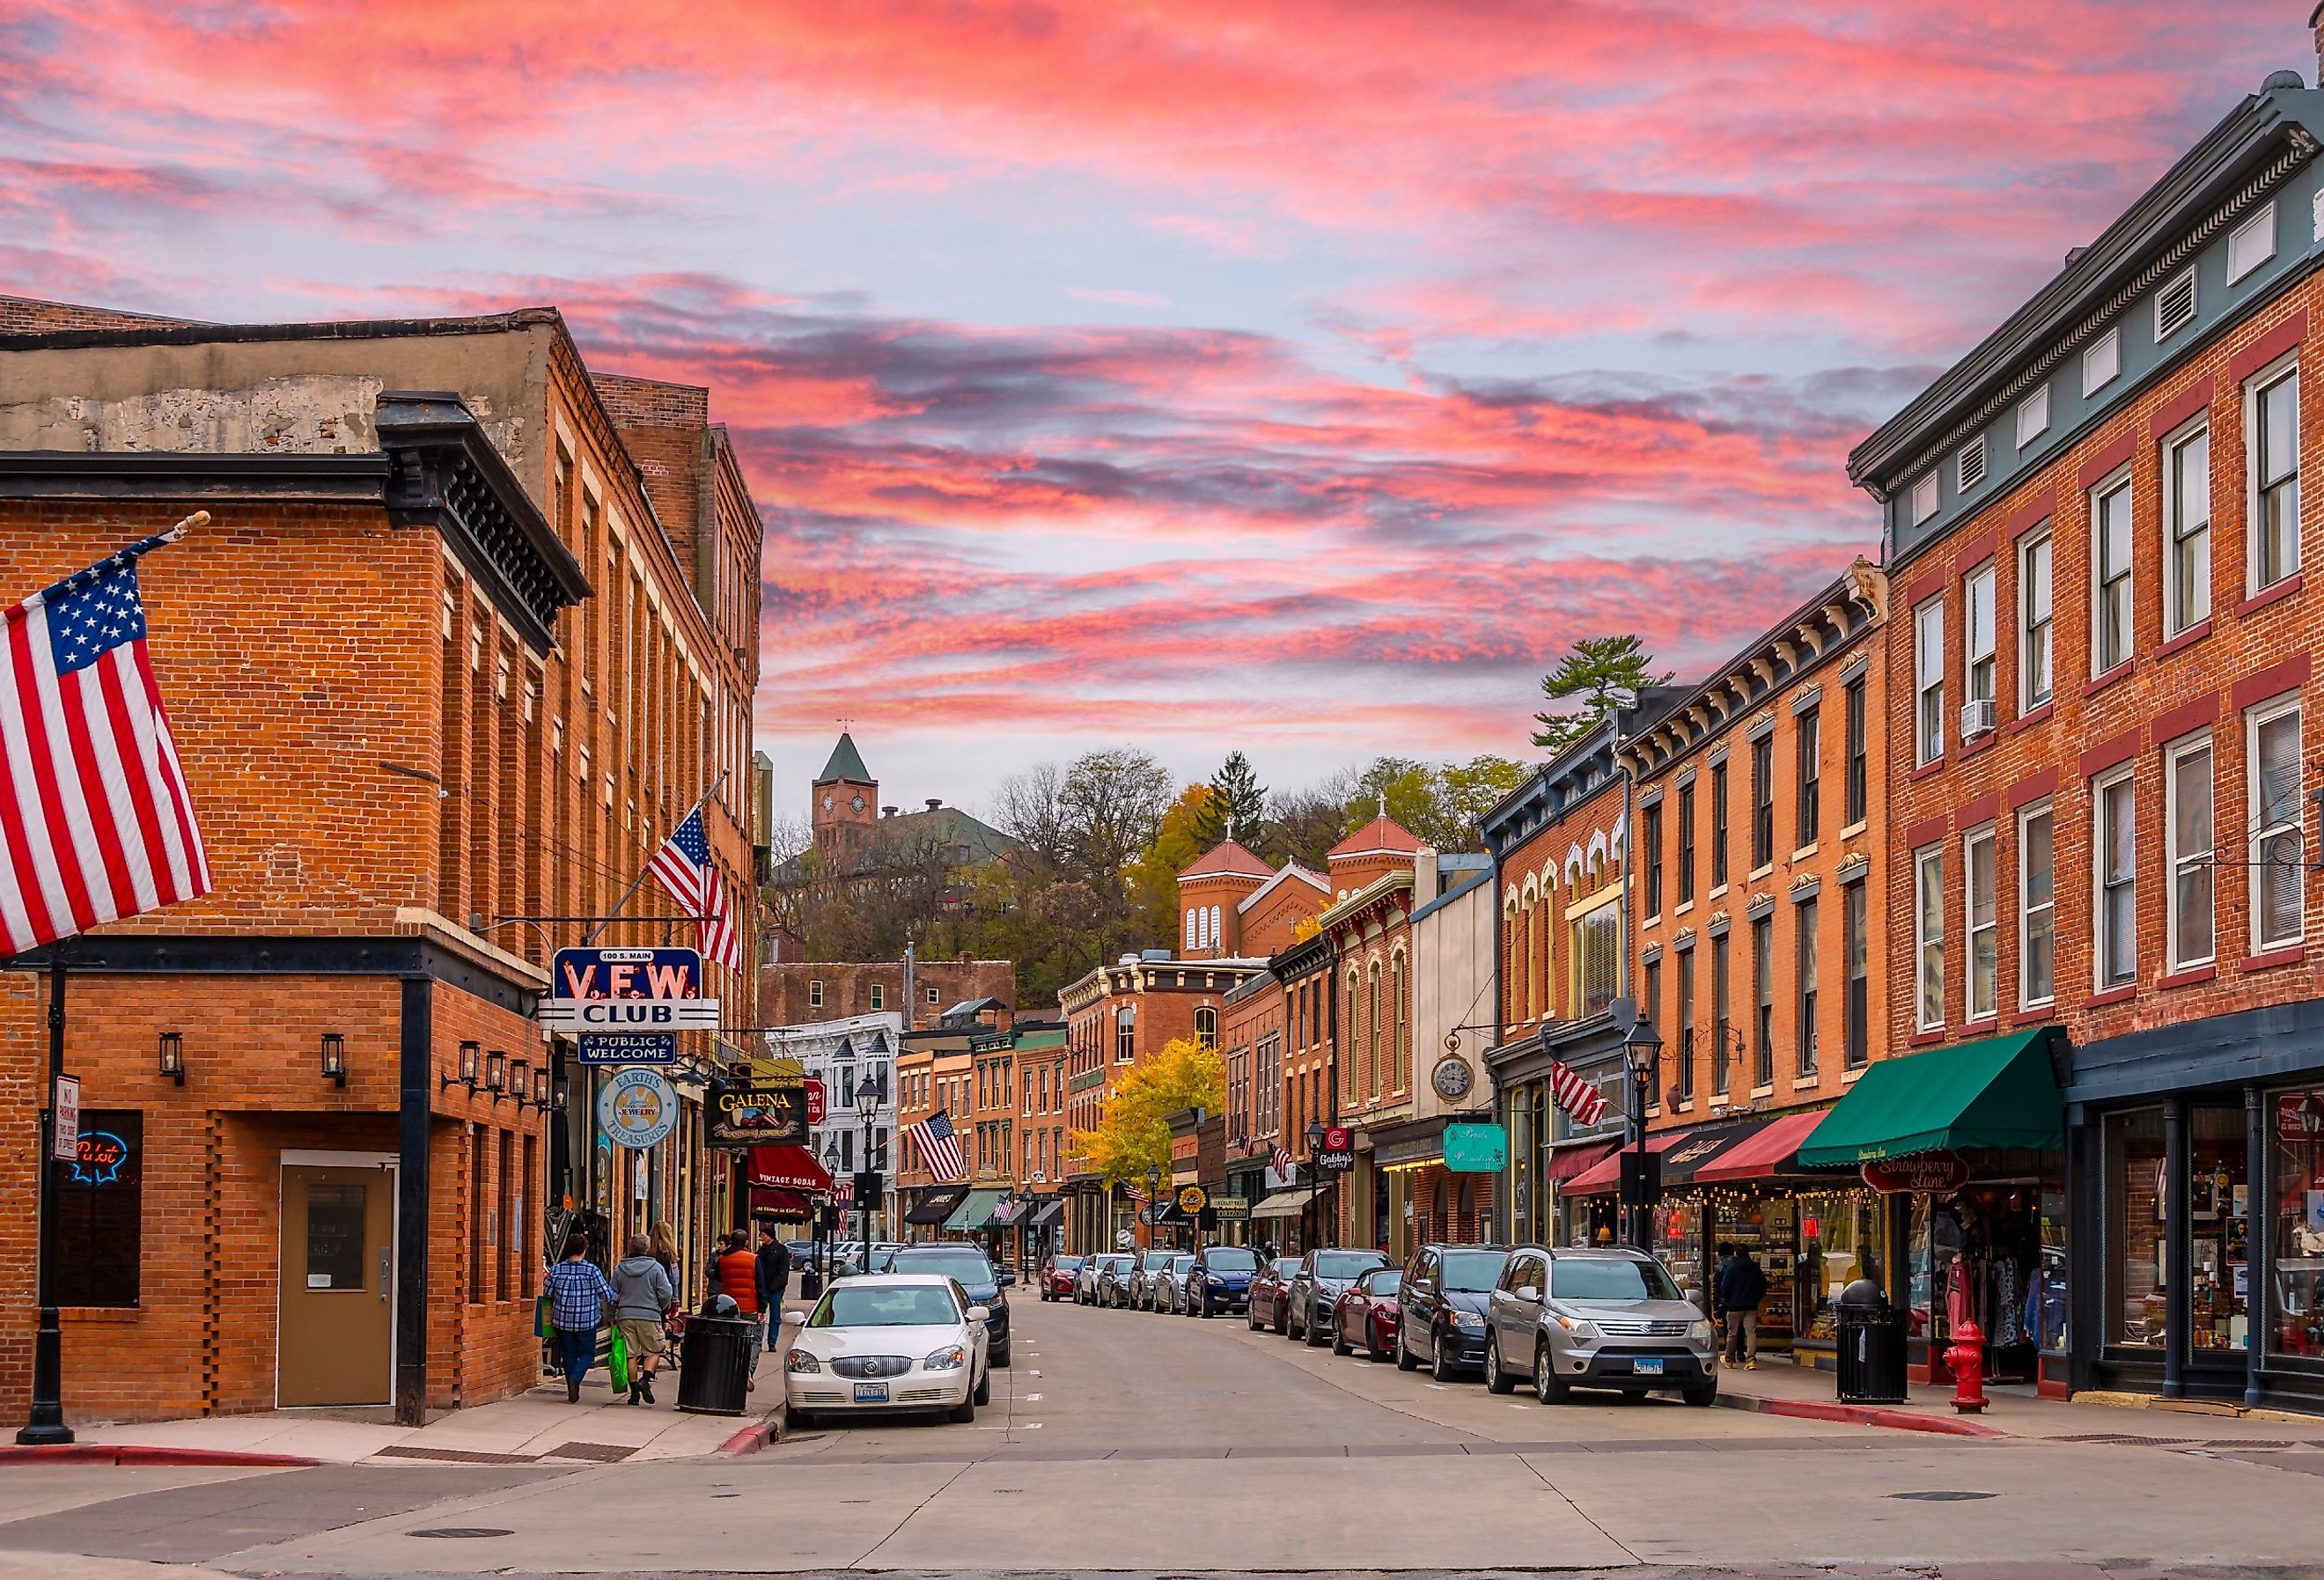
left=543, top=1232, right=616, bottom=1402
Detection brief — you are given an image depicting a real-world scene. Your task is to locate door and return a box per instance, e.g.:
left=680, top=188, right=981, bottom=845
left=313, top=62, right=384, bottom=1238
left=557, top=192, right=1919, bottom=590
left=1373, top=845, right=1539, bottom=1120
left=278, top=1164, right=394, bottom=1407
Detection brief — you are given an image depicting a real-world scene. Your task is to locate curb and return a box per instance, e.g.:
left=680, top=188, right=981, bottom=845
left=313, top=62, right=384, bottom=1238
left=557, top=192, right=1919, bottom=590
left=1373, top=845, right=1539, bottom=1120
left=715, top=1418, right=776, bottom=1456
left=1715, top=1391, right=2005, bottom=1437
left=0, top=1444, right=320, bottom=1467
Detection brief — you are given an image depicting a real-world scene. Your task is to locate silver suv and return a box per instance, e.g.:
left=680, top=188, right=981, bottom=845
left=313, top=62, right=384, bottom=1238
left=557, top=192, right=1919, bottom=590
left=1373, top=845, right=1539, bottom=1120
left=1482, top=1246, right=1717, bottom=1406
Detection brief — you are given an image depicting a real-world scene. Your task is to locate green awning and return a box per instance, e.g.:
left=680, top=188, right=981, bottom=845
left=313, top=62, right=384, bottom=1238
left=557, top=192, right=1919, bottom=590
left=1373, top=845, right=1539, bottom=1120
left=942, top=1187, right=1010, bottom=1231
left=1796, top=1029, right=2063, bottom=1167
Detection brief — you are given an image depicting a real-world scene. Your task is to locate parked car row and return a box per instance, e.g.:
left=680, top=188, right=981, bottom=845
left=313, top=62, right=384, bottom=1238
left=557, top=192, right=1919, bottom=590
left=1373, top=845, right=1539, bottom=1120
left=1060, top=1241, right=1719, bottom=1407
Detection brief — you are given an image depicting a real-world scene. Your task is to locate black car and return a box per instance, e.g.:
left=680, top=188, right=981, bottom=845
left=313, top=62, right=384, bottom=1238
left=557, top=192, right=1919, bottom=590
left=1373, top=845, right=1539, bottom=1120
left=1186, top=1244, right=1261, bottom=1317
left=1396, top=1244, right=1509, bottom=1381
left=1288, top=1247, right=1391, bottom=1347
left=886, top=1244, right=1013, bottom=1367
left=1247, top=1254, right=1303, bottom=1333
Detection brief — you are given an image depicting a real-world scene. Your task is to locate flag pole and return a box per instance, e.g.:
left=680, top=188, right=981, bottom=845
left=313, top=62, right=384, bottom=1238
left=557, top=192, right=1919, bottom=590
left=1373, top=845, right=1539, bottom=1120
left=582, top=769, right=729, bottom=947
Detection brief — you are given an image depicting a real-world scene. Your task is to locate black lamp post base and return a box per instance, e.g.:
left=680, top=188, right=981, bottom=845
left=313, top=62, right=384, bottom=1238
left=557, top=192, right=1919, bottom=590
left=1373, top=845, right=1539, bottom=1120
left=17, top=1309, right=71, bottom=1445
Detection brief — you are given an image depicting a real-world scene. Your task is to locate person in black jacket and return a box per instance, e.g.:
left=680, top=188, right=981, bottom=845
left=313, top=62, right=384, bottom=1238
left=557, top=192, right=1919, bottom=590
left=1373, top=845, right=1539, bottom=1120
left=755, top=1224, right=791, bottom=1346
left=1719, top=1248, right=1769, bottom=1369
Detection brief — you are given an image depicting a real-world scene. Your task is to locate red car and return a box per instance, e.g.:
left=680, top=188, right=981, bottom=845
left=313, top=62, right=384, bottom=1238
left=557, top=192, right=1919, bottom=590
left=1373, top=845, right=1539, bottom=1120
left=1332, top=1267, right=1402, bottom=1361
left=1040, top=1253, right=1085, bottom=1302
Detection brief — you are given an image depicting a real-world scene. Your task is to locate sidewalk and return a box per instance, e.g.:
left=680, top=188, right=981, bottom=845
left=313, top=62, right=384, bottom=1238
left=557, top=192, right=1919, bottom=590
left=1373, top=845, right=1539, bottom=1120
left=1717, top=1353, right=2324, bottom=1444
left=59, top=1370, right=773, bottom=1466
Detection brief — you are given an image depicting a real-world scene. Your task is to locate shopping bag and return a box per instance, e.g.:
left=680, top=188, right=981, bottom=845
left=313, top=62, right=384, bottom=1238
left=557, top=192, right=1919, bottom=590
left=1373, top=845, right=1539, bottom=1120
left=607, top=1326, right=630, bottom=1395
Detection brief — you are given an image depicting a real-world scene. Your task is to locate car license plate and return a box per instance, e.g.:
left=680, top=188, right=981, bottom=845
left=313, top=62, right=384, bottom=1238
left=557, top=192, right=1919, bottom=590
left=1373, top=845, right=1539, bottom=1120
left=852, top=1382, right=889, bottom=1403
left=1631, top=1357, right=1665, bottom=1376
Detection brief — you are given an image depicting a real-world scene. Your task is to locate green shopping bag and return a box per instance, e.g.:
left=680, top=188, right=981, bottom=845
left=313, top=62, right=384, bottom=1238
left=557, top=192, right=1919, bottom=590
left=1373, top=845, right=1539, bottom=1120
left=607, top=1326, right=630, bottom=1395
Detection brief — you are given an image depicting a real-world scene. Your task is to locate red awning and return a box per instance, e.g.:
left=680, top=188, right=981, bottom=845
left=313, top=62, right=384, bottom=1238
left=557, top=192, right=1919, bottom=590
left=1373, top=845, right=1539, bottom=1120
left=1694, top=1109, right=1829, bottom=1183
left=1563, top=1132, right=1684, bottom=1196
left=748, top=1144, right=833, bottom=1194
left=1544, top=1139, right=1619, bottom=1184
left=750, top=1187, right=814, bottom=1223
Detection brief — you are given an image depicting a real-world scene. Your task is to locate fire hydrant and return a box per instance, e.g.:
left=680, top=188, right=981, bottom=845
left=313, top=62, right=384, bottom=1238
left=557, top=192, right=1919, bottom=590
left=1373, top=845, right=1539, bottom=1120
left=1944, top=1320, right=1989, bottom=1414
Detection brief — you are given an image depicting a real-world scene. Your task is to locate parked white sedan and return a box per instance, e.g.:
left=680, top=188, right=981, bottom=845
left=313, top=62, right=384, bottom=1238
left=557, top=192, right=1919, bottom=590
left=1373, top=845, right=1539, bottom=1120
left=780, top=1273, right=992, bottom=1428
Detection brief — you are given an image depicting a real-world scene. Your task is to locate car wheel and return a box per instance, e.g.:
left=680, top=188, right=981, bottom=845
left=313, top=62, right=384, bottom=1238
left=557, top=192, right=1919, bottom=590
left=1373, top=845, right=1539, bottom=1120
left=1274, top=1303, right=1289, bottom=1336
left=1305, top=1305, right=1328, bottom=1347
left=1430, top=1328, right=1459, bottom=1382
left=1683, top=1383, right=1717, bottom=1407
left=1247, top=1303, right=1261, bottom=1331
left=1533, top=1341, right=1570, bottom=1404
left=783, top=1403, right=813, bottom=1432
left=1395, top=1326, right=1419, bottom=1371
left=1331, top=1318, right=1350, bottom=1356
left=974, top=1366, right=992, bottom=1405
left=949, top=1392, right=976, bottom=1424
left=1366, top=1319, right=1388, bottom=1363
left=1484, top=1334, right=1516, bottom=1394
left=991, top=1344, right=1010, bottom=1369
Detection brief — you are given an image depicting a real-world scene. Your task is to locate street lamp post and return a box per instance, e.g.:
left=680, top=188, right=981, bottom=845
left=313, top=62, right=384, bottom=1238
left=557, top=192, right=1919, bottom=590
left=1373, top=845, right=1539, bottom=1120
left=1305, top=1119, right=1326, bottom=1252
left=1145, top=1163, right=1163, bottom=1252
left=1620, top=1018, right=1664, bottom=1250
left=855, top=1083, right=881, bottom=1268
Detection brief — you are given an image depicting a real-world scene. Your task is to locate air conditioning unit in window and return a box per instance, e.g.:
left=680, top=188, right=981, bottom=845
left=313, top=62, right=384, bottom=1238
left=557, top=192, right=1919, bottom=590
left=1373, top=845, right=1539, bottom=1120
left=1960, top=698, right=1997, bottom=739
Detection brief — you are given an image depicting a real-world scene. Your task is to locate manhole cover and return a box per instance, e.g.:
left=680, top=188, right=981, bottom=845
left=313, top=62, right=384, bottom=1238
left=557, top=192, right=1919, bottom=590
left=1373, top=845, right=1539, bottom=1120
left=409, top=1528, right=514, bottom=1539
left=1888, top=1492, right=1995, bottom=1502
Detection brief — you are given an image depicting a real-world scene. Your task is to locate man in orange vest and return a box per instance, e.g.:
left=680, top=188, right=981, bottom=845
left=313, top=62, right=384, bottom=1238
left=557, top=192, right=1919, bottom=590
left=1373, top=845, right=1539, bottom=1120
left=712, top=1231, right=762, bottom=1389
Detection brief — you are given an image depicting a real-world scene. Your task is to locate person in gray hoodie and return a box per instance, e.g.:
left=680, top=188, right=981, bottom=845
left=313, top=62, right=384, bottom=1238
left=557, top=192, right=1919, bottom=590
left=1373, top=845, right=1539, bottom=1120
left=612, top=1234, right=677, bottom=1405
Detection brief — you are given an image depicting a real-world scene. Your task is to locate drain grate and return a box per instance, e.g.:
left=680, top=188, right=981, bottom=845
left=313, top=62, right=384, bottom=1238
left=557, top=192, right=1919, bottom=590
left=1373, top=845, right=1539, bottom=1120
left=1888, top=1491, right=1996, bottom=1502
left=547, top=1440, right=636, bottom=1463
left=2209, top=1439, right=2294, bottom=1449
left=409, top=1528, right=515, bottom=1539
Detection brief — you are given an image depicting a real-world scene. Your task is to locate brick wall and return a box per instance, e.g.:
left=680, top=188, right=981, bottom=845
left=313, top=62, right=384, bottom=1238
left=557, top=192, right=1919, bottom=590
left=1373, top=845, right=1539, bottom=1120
left=759, top=959, right=1015, bottom=1029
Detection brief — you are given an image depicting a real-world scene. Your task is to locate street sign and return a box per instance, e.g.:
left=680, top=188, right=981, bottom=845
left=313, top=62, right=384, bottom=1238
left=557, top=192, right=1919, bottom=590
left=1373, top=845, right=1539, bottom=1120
left=1316, top=1125, right=1354, bottom=1172
left=805, top=1077, right=827, bottom=1126
left=709, top=1055, right=810, bottom=1149
left=51, top=1074, right=78, bottom=1162
left=1444, top=1121, right=1507, bottom=1173
left=1176, top=1185, right=1208, bottom=1216
left=597, top=1068, right=680, bottom=1150
left=576, top=1033, right=676, bottom=1066
left=541, top=946, right=716, bottom=1030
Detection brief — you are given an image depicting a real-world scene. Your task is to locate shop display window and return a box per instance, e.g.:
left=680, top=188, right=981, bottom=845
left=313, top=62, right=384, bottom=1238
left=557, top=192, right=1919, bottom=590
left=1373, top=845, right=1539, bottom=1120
left=2105, top=1107, right=2167, bottom=1349
left=2035, top=1185, right=2068, bottom=1355
left=1714, top=1194, right=1797, bottom=1349
left=1796, top=1188, right=1885, bottom=1341
left=2188, top=1105, right=2248, bottom=1354
left=2270, top=1089, right=2324, bottom=1362
left=1651, top=1200, right=1707, bottom=1307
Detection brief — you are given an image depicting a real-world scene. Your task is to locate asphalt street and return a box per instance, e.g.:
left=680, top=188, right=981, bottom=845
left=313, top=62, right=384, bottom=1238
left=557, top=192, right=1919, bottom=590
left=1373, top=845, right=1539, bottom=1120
left=4, top=1296, right=2324, bottom=1580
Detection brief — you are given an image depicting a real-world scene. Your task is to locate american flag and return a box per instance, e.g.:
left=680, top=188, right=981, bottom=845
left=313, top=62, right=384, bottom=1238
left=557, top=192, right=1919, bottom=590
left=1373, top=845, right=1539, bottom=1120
left=648, top=805, right=739, bottom=969
left=0, top=529, right=210, bottom=957
left=906, top=1110, right=965, bottom=1183
left=1123, top=1181, right=1148, bottom=1204
left=1548, top=1057, right=1608, bottom=1128
left=1270, top=1143, right=1296, bottom=1179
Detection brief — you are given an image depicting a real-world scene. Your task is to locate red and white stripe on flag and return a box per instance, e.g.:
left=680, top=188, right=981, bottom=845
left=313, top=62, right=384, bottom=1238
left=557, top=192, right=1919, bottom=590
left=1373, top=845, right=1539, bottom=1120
left=648, top=805, right=740, bottom=969
left=1548, top=1057, right=1608, bottom=1128
left=0, top=532, right=210, bottom=958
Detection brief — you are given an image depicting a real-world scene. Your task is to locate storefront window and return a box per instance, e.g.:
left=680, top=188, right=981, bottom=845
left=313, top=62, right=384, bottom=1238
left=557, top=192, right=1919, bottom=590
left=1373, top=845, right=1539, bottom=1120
left=2273, top=1090, right=2324, bottom=1362
left=2034, top=1184, right=2068, bottom=1355
left=1509, top=1086, right=1534, bottom=1247
left=1796, top=1188, right=1885, bottom=1342
left=1651, top=1200, right=1707, bottom=1308
left=1715, top=1195, right=1797, bottom=1351
left=2106, top=1107, right=2167, bottom=1349
left=2189, top=1105, right=2249, bottom=1354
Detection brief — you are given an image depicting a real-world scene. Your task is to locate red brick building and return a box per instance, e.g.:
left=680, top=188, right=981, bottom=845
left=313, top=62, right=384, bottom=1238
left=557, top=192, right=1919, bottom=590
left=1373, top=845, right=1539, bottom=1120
left=0, top=301, right=761, bottom=1423
left=759, top=957, right=1015, bottom=1030
left=1836, top=62, right=2324, bottom=1408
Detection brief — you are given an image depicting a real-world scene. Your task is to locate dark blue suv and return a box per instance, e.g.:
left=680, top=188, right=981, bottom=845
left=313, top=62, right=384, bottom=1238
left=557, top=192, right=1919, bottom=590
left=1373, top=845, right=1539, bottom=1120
left=886, top=1244, right=1012, bottom=1367
left=1186, top=1244, right=1261, bottom=1317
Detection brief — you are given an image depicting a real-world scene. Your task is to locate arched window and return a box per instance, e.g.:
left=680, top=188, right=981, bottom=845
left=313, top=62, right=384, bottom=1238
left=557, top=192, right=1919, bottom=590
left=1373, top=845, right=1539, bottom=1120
left=1344, top=969, right=1362, bottom=1101
left=1194, top=1005, right=1217, bottom=1050
left=1210, top=905, right=1222, bottom=951
left=1114, top=1006, right=1136, bottom=1062
left=1390, top=951, right=1408, bottom=1089
left=1524, top=903, right=1540, bottom=1020
left=1365, top=961, right=1383, bottom=1098
left=1185, top=908, right=1197, bottom=950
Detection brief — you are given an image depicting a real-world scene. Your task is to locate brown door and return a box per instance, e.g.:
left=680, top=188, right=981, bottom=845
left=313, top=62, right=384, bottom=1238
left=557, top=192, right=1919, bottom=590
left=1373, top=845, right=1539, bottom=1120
left=277, top=1164, right=394, bottom=1407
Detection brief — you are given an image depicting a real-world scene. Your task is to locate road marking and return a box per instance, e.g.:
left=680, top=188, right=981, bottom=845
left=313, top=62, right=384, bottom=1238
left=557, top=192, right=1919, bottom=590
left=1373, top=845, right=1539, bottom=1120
left=1026, top=1393, right=1043, bottom=1401
left=1028, top=1370, right=1042, bottom=1377
left=1023, top=1422, right=1043, bottom=1429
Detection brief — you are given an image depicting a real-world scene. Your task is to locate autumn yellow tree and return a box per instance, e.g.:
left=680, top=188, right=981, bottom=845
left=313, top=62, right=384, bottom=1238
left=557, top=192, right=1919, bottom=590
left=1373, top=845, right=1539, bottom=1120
left=1070, top=1036, right=1226, bottom=1187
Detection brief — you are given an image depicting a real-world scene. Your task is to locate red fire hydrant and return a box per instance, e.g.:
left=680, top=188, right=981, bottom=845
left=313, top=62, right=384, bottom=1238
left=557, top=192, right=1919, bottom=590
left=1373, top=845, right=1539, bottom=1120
left=1944, top=1320, right=1989, bottom=1414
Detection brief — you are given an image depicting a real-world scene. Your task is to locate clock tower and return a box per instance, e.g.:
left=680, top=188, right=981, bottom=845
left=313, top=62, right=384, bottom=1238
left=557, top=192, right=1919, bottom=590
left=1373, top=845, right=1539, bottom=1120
left=811, top=731, right=879, bottom=861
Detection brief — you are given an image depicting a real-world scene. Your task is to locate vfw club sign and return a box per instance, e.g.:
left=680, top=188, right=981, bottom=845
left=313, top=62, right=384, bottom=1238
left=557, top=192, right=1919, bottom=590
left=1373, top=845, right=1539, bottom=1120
left=539, top=947, right=720, bottom=1030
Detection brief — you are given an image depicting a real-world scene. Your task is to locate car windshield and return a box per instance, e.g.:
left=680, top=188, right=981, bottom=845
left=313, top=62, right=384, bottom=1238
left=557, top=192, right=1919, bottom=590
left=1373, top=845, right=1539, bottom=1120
left=1053, top=1256, right=1084, bottom=1270
left=1167, top=1256, right=1193, bottom=1270
left=891, top=1252, right=995, bottom=1287
left=1141, top=1253, right=1173, bottom=1270
left=1205, top=1248, right=1257, bottom=1270
left=1361, top=1271, right=1403, bottom=1296
left=1315, top=1251, right=1387, bottom=1279
left=1271, top=1257, right=1301, bottom=1276
left=809, top=1284, right=960, bottom=1327
left=1555, top=1258, right=1681, bottom=1303
left=1440, top=1250, right=1510, bottom=1292
left=1102, top=1256, right=1134, bottom=1271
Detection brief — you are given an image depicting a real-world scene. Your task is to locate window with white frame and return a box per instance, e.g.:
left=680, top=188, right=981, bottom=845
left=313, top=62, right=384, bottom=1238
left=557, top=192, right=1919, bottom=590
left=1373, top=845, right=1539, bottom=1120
left=2016, top=384, right=2051, bottom=449
left=1965, top=826, right=1997, bottom=1020
left=1185, top=909, right=1197, bottom=950
left=2094, top=766, right=2136, bottom=988
left=809, top=978, right=824, bottom=1010
left=2021, top=530, right=2054, bottom=710
left=871, top=984, right=885, bottom=1010
left=2251, top=697, right=2305, bottom=952
left=2166, top=733, right=2214, bottom=972
left=2092, top=476, right=2135, bottom=673
left=1911, top=474, right=1939, bottom=525
left=1964, top=561, right=1997, bottom=725
left=2019, top=801, right=2056, bottom=1008
left=2251, top=363, right=2300, bottom=591
left=1915, top=847, right=1945, bottom=1031
left=2228, top=202, right=2276, bottom=284
left=2083, top=327, right=2121, bottom=395
left=1915, top=598, right=1945, bottom=766
left=2164, top=420, right=2210, bottom=637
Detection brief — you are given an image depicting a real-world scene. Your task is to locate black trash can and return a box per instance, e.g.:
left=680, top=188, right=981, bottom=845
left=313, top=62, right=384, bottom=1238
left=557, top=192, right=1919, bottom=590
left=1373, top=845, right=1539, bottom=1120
left=1835, top=1304, right=1909, bottom=1403
left=675, top=1314, right=756, bottom=1415
left=799, top=1266, right=823, bottom=1301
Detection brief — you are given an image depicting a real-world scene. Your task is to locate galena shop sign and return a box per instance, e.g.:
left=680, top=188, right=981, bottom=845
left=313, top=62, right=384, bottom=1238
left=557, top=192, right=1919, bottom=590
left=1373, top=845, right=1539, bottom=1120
left=1860, top=1152, right=1970, bottom=1194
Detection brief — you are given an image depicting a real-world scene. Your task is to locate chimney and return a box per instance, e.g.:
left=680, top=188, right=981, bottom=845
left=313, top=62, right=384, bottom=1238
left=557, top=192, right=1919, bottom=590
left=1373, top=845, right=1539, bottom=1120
left=925, top=797, right=942, bottom=811
left=2313, top=8, right=2324, bottom=85
left=883, top=805, right=897, bottom=818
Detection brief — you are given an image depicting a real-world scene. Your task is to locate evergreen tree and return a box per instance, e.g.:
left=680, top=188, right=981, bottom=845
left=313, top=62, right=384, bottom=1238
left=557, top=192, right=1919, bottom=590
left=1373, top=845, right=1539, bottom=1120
left=1532, top=635, right=1673, bottom=754
left=1191, top=750, right=1268, bottom=848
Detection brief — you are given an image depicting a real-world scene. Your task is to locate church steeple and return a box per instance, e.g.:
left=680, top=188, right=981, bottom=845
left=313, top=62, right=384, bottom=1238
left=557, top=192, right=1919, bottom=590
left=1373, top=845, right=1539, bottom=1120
left=817, top=731, right=871, bottom=786
left=813, top=731, right=878, bottom=856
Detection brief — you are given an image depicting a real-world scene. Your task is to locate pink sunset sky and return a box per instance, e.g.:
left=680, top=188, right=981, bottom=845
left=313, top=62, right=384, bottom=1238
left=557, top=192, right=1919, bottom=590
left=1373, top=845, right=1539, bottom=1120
left=2, top=3, right=2306, bottom=808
